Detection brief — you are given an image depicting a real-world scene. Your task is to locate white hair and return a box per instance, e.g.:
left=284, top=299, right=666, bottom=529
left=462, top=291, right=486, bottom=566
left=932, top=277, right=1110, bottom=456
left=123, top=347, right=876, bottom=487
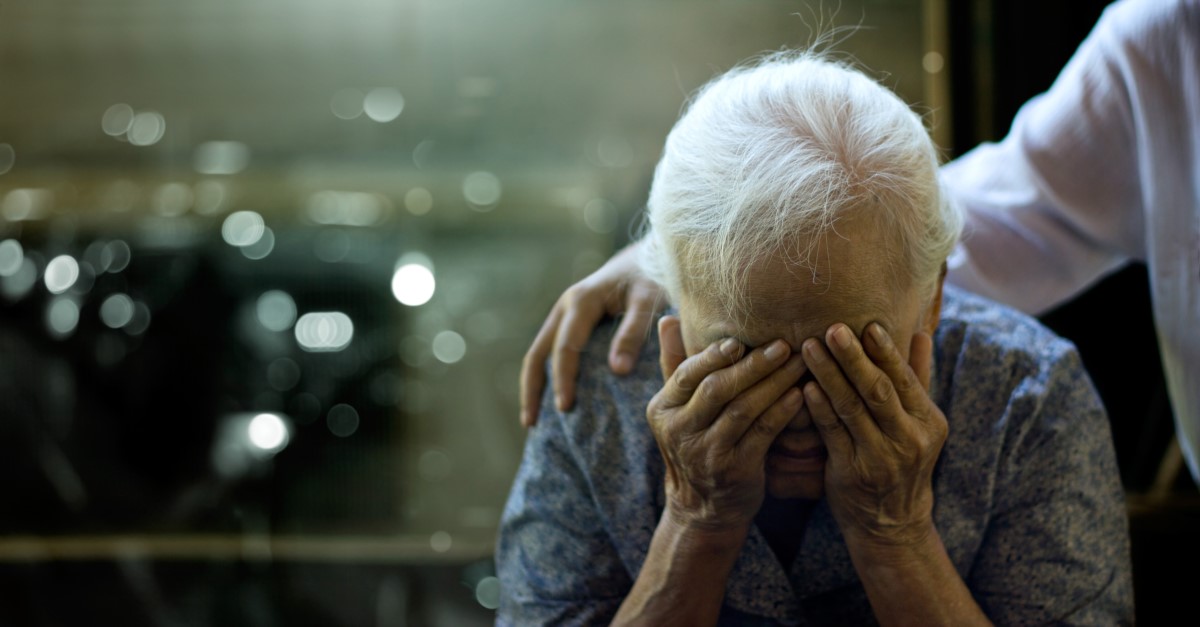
left=640, top=51, right=962, bottom=324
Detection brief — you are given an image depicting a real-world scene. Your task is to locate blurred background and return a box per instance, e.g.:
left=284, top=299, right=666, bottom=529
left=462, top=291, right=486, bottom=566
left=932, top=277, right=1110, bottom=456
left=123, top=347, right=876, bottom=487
left=0, top=0, right=1193, bottom=625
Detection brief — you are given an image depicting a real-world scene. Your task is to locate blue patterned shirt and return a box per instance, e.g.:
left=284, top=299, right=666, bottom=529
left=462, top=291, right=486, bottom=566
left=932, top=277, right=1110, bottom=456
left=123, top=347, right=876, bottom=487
left=497, top=287, right=1133, bottom=625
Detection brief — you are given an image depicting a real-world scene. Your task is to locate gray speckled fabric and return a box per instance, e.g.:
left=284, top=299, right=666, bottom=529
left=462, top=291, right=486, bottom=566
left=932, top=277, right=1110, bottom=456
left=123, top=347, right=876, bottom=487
left=496, top=286, right=1134, bottom=626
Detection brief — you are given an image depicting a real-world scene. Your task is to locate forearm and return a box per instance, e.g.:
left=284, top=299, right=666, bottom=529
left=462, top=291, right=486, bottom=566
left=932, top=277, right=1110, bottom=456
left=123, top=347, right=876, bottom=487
left=613, top=509, right=746, bottom=627
left=847, top=523, right=991, bottom=627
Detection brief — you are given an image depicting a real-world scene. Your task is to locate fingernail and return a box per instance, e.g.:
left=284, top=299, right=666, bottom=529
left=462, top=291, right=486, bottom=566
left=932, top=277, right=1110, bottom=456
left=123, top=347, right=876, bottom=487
left=803, top=339, right=822, bottom=360
left=720, top=338, right=740, bottom=357
left=613, top=353, right=634, bottom=373
left=555, top=395, right=566, bottom=412
left=868, top=323, right=889, bottom=347
left=831, top=325, right=852, bottom=349
left=764, top=340, right=787, bottom=361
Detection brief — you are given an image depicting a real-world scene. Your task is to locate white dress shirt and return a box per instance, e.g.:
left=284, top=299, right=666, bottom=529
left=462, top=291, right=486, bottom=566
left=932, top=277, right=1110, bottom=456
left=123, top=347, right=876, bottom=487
left=943, top=0, right=1200, bottom=480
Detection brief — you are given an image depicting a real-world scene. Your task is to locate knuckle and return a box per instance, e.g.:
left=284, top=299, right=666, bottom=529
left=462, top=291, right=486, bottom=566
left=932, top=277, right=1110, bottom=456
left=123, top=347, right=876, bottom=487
left=831, top=391, right=863, bottom=417
left=865, top=374, right=894, bottom=407
left=723, top=400, right=752, bottom=423
left=696, top=377, right=725, bottom=406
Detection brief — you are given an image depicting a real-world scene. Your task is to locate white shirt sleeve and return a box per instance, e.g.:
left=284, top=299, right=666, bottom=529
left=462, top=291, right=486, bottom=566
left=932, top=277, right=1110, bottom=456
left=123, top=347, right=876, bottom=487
left=943, top=0, right=1200, bottom=481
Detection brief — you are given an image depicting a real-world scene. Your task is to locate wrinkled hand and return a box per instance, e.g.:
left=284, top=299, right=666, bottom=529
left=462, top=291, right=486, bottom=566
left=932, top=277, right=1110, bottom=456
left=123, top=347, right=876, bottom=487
left=520, top=241, right=666, bottom=427
left=649, top=316, right=806, bottom=532
left=802, top=322, right=947, bottom=547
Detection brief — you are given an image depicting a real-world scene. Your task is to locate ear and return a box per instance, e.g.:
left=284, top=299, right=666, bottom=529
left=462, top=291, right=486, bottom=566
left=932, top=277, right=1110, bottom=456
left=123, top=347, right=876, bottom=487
left=921, top=262, right=947, bottom=336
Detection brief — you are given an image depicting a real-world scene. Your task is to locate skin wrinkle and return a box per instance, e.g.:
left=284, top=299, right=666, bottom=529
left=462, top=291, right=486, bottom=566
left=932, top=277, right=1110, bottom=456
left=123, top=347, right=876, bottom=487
left=674, top=214, right=937, bottom=502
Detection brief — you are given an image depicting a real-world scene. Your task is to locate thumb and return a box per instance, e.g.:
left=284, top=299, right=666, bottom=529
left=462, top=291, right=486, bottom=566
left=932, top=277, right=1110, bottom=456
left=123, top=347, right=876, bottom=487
left=657, top=315, right=686, bottom=381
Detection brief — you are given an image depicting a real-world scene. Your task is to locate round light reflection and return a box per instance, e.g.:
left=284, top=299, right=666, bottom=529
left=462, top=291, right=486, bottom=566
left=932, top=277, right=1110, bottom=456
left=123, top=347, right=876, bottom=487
left=0, top=239, right=23, bottom=276
left=44, top=255, right=80, bottom=294
left=101, top=104, right=135, bottom=137
left=331, top=88, right=365, bottom=120
left=391, top=264, right=435, bottom=306
left=432, top=330, right=467, bottom=364
left=326, top=403, right=360, bottom=437
left=128, top=111, right=166, bottom=147
left=364, top=88, right=405, bottom=123
left=99, top=293, right=135, bottom=329
left=46, top=297, right=80, bottom=338
left=0, top=143, right=14, bottom=175
left=221, top=211, right=266, bottom=247
left=256, top=290, right=297, bottom=332
left=248, top=413, right=289, bottom=453
left=463, top=171, right=502, bottom=209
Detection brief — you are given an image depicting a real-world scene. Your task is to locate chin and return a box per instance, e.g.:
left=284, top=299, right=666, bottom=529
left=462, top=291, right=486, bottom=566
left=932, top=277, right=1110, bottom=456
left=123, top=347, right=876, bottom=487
left=765, top=471, right=825, bottom=500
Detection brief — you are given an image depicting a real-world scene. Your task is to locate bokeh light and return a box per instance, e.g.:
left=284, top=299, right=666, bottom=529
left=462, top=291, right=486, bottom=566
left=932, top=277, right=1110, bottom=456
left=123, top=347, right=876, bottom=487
left=127, top=111, right=167, bottom=146
left=240, top=226, right=275, bottom=260
left=221, top=210, right=266, bottom=247
left=0, top=239, right=23, bottom=276
left=0, top=258, right=37, bottom=301
left=256, top=290, right=297, bottom=332
left=923, top=51, right=945, bottom=74
left=475, top=576, right=501, bottom=610
left=46, top=297, right=80, bottom=338
left=583, top=198, right=618, bottom=234
left=193, top=180, right=228, bottom=215
left=3, top=188, right=51, bottom=221
left=99, top=293, right=135, bottom=329
left=125, top=301, right=152, bottom=336
left=194, top=141, right=250, bottom=175
left=429, top=531, right=452, bottom=553
left=404, top=187, right=433, bottom=215
left=153, top=182, right=193, bottom=217
left=432, top=330, right=467, bottom=364
left=330, top=88, right=365, bottom=120
left=363, top=88, right=405, bottom=122
left=248, top=413, right=290, bottom=453
left=102, top=240, right=132, bottom=273
left=462, top=171, right=502, bottom=210
left=101, top=104, right=135, bottom=137
left=267, top=357, right=301, bottom=391
left=295, top=311, right=354, bottom=352
left=0, top=143, right=14, bottom=175
left=391, top=263, right=435, bottom=306
left=44, top=255, right=80, bottom=294
left=326, top=403, right=360, bottom=437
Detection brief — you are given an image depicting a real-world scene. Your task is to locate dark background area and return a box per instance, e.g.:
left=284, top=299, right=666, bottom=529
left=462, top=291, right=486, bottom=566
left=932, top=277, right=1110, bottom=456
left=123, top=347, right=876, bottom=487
left=949, top=1, right=1199, bottom=624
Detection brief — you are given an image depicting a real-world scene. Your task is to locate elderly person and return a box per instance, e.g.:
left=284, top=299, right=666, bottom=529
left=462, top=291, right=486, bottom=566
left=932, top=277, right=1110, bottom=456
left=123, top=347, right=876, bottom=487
left=496, top=53, right=1132, bottom=625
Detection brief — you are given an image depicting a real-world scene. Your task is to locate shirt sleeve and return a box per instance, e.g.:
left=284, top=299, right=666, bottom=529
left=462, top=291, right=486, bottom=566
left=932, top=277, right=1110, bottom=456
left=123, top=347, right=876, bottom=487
left=967, top=344, right=1135, bottom=625
left=942, top=0, right=1168, bottom=314
left=494, top=392, right=631, bottom=626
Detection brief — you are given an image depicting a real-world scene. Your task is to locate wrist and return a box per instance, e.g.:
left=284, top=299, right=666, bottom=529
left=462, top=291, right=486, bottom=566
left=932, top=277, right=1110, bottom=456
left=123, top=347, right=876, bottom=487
left=844, top=517, right=940, bottom=567
left=662, top=501, right=752, bottom=550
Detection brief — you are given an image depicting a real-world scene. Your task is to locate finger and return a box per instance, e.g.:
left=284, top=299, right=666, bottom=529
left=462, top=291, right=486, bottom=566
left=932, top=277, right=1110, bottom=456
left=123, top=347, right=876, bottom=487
left=824, top=323, right=908, bottom=437
left=680, top=339, right=792, bottom=432
left=551, top=291, right=606, bottom=412
left=910, top=331, right=934, bottom=392
left=737, top=386, right=804, bottom=459
left=709, top=354, right=807, bottom=446
left=658, top=333, right=744, bottom=409
left=520, top=303, right=564, bottom=427
left=609, top=284, right=662, bottom=374
left=861, top=322, right=931, bottom=410
left=657, top=315, right=686, bottom=381
left=802, top=337, right=884, bottom=449
left=804, top=381, right=853, bottom=459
